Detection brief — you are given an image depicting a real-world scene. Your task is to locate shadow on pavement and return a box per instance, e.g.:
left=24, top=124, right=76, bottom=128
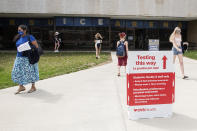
left=187, top=77, right=197, bottom=82
left=136, top=113, right=197, bottom=131
left=175, top=76, right=197, bottom=81
left=18, top=89, right=63, bottom=103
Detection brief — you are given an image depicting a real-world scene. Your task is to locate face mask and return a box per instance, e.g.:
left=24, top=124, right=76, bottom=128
left=18, top=31, right=24, bottom=35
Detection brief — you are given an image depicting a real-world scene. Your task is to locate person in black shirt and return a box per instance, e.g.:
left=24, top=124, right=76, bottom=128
left=94, top=33, right=103, bottom=59
left=54, top=32, right=61, bottom=52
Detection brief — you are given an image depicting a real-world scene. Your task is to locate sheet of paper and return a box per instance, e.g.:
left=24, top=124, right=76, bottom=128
left=17, top=41, right=31, bottom=52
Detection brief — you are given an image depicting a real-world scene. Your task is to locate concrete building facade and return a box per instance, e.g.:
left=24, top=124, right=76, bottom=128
left=0, top=0, right=197, bottom=50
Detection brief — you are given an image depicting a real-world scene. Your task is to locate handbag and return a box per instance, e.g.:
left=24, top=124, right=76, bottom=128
left=181, top=42, right=188, bottom=54
left=22, top=35, right=41, bottom=64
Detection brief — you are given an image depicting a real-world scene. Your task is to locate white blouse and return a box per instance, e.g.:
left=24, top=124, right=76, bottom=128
left=174, top=37, right=182, bottom=47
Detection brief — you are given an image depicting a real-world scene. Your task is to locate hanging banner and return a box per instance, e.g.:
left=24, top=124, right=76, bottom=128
left=56, top=17, right=74, bottom=26
left=0, top=17, right=187, bottom=29
left=74, top=17, right=92, bottom=26
left=0, top=18, right=54, bottom=26
left=55, top=17, right=110, bottom=27
left=126, top=20, right=144, bottom=28
left=111, top=19, right=125, bottom=27
left=92, top=18, right=110, bottom=27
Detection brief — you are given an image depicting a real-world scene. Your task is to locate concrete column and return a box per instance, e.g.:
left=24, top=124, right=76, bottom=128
left=187, top=21, right=197, bottom=49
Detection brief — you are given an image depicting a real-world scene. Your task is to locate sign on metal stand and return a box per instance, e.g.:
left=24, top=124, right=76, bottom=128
left=126, top=51, right=175, bottom=120
left=149, top=39, right=159, bottom=51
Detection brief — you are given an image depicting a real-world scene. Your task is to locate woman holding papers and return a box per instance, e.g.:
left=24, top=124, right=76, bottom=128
left=94, top=33, right=103, bottom=59
left=12, top=25, right=39, bottom=94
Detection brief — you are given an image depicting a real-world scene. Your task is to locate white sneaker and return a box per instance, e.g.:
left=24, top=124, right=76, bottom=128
left=98, top=56, right=100, bottom=59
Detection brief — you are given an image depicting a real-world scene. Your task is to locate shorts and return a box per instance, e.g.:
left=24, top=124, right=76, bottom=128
left=96, top=43, right=101, bottom=49
left=172, top=46, right=183, bottom=55
left=118, top=55, right=128, bottom=66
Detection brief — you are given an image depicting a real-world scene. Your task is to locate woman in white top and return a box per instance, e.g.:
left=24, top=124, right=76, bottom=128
left=169, top=27, right=188, bottom=79
left=94, top=33, right=103, bottom=59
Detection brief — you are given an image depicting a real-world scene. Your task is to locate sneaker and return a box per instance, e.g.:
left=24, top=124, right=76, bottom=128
left=182, top=76, right=189, bottom=79
left=98, top=56, right=100, bottom=59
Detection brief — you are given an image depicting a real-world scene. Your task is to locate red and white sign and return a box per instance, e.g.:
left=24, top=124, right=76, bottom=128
left=127, top=51, right=175, bottom=120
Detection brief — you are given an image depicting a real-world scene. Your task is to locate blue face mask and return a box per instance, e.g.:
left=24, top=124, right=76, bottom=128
left=18, top=31, right=24, bottom=35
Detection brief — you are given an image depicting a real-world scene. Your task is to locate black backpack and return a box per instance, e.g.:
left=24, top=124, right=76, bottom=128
left=22, top=35, right=42, bottom=64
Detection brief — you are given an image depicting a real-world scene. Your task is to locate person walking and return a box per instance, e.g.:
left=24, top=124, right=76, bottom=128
left=12, top=25, right=39, bottom=94
left=169, top=27, right=188, bottom=79
left=94, top=33, right=103, bottom=59
left=116, top=32, right=129, bottom=76
left=54, top=32, right=61, bottom=52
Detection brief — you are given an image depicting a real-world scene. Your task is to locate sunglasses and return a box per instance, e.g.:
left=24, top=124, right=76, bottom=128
left=176, top=30, right=181, bottom=33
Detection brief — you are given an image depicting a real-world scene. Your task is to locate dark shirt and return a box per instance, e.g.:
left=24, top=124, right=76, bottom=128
left=54, top=35, right=61, bottom=43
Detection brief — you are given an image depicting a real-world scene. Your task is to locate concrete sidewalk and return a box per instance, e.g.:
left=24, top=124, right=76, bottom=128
left=0, top=52, right=197, bottom=131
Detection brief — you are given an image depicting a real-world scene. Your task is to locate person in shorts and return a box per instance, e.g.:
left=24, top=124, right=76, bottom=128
left=169, top=27, right=188, bottom=79
left=94, top=33, right=103, bottom=59
left=117, top=32, right=129, bottom=76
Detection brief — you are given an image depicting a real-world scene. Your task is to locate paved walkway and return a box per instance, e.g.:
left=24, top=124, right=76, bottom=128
left=0, top=52, right=197, bottom=131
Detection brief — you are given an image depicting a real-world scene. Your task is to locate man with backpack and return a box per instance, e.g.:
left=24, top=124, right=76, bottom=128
left=116, top=32, right=129, bottom=76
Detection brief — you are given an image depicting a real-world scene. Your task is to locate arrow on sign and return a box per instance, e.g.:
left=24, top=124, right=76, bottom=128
left=162, top=56, right=167, bottom=69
